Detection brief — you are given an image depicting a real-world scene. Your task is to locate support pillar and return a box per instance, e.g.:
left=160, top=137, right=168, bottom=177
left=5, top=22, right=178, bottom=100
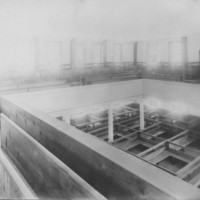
left=108, top=104, right=114, bottom=142
left=182, top=36, right=188, bottom=81
left=33, top=36, right=39, bottom=67
left=33, top=36, right=42, bottom=79
left=103, top=40, right=107, bottom=67
left=140, top=100, right=145, bottom=130
left=120, top=43, right=123, bottom=63
left=70, top=38, right=76, bottom=81
left=33, top=36, right=39, bottom=77
left=134, top=41, right=138, bottom=66
left=59, top=41, right=63, bottom=80
left=83, top=42, right=86, bottom=69
left=60, top=41, right=63, bottom=65
left=64, top=110, right=72, bottom=124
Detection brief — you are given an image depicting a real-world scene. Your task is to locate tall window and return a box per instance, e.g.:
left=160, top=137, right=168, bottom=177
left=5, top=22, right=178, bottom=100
left=76, top=43, right=85, bottom=68
left=169, top=42, right=182, bottom=64
left=113, top=43, right=122, bottom=62
left=147, top=42, right=160, bottom=68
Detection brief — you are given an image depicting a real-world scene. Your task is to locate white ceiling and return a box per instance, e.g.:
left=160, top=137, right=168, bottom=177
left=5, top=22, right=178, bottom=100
left=1, top=0, right=200, bottom=41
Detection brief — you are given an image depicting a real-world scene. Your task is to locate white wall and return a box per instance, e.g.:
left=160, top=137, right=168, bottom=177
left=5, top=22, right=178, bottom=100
left=4, top=79, right=200, bottom=117
left=143, top=79, right=200, bottom=116
left=4, top=79, right=143, bottom=113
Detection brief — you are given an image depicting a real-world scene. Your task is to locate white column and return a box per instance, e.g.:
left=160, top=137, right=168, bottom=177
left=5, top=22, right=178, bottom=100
left=108, top=104, right=114, bottom=142
left=65, top=110, right=71, bottom=124
left=140, top=100, right=145, bottom=130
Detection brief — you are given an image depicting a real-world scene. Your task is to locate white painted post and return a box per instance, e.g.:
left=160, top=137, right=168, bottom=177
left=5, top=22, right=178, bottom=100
left=65, top=110, right=71, bottom=124
left=140, top=100, right=145, bottom=130
left=108, top=104, right=114, bottom=142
